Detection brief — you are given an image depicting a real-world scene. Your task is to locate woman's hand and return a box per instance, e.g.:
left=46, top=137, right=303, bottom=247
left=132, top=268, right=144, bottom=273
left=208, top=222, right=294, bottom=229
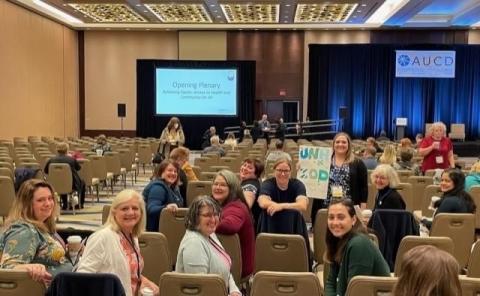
left=15, top=264, right=52, bottom=284
left=166, top=203, right=178, bottom=213
left=267, top=202, right=284, bottom=216
left=141, top=276, right=160, bottom=296
left=229, top=291, right=242, bottom=296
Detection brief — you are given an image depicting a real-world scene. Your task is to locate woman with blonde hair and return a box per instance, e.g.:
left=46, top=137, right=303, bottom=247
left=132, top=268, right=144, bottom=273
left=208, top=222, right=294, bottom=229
left=159, top=116, right=185, bottom=157
left=77, top=189, right=159, bottom=296
left=393, top=245, right=461, bottom=296
left=224, top=132, right=238, bottom=151
left=0, top=179, right=72, bottom=284
left=418, top=121, right=455, bottom=173
left=379, top=144, right=397, bottom=166
left=371, top=164, right=405, bottom=210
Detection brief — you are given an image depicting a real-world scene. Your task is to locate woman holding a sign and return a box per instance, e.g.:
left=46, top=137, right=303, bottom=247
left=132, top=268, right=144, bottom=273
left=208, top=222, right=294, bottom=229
left=311, top=132, right=368, bottom=225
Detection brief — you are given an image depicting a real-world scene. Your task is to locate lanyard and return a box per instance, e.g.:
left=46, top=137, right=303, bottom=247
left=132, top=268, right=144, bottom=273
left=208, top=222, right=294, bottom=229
left=375, top=188, right=392, bottom=208
left=121, top=231, right=141, bottom=285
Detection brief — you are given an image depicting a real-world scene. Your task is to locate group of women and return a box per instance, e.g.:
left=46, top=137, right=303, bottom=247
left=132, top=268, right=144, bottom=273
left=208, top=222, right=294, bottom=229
left=0, top=118, right=475, bottom=296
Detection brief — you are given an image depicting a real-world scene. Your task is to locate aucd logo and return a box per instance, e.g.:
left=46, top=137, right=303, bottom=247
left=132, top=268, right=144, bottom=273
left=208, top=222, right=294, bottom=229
left=398, top=55, right=410, bottom=67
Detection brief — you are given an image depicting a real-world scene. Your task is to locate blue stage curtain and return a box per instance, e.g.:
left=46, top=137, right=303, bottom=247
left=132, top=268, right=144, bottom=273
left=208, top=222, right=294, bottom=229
left=308, top=44, right=480, bottom=139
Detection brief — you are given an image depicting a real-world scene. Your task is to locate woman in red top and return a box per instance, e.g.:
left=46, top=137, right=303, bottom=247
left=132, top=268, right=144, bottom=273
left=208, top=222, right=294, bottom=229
left=419, top=121, right=455, bottom=173
left=212, top=169, right=255, bottom=279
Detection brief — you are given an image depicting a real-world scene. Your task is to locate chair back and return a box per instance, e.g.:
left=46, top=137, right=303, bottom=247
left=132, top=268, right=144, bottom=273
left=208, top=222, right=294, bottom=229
left=217, top=234, right=243, bottom=284
left=313, top=209, right=328, bottom=265
left=367, top=183, right=377, bottom=209
left=407, top=175, right=433, bottom=211
left=461, top=277, right=480, bottom=296
left=159, top=272, right=227, bottom=296
left=421, top=185, right=442, bottom=217
left=394, top=236, right=454, bottom=276
left=104, top=152, right=121, bottom=175
left=0, top=176, right=16, bottom=217
left=89, top=155, right=108, bottom=181
left=159, top=208, right=188, bottom=267
left=467, top=240, right=480, bottom=277
left=468, top=186, right=480, bottom=229
left=430, top=213, right=476, bottom=268
left=250, top=271, right=322, bottom=296
left=77, top=159, right=94, bottom=186
left=139, top=232, right=172, bottom=284
left=0, top=167, right=13, bottom=179
left=137, top=144, right=152, bottom=165
left=0, top=269, right=45, bottom=296
left=345, top=276, right=397, bottom=296
left=186, top=181, right=212, bottom=206
left=102, top=205, right=111, bottom=224
left=396, top=182, right=413, bottom=211
left=254, top=233, right=309, bottom=273
left=46, top=163, right=73, bottom=195
left=200, top=172, right=217, bottom=182
left=396, top=170, right=413, bottom=183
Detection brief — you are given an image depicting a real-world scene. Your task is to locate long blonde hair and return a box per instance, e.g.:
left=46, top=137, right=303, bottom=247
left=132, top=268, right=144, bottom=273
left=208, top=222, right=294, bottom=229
left=106, top=189, right=146, bottom=237
left=379, top=144, right=397, bottom=165
left=6, top=179, right=59, bottom=233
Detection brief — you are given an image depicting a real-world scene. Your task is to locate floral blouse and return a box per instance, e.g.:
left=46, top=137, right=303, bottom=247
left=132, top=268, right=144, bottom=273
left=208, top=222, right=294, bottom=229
left=119, top=234, right=144, bottom=296
left=326, top=162, right=351, bottom=203
left=0, top=221, right=73, bottom=276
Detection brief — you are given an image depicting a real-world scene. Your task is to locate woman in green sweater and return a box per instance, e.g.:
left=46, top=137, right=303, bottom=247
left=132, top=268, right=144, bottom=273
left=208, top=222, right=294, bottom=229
left=325, top=199, right=390, bottom=296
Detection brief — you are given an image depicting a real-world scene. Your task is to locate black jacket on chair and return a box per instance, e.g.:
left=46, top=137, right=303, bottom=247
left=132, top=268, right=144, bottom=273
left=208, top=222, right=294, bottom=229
left=46, top=272, right=126, bottom=296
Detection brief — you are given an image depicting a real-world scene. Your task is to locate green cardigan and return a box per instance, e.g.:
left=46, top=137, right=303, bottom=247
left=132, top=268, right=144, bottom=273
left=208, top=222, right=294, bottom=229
left=325, top=233, right=390, bottom=296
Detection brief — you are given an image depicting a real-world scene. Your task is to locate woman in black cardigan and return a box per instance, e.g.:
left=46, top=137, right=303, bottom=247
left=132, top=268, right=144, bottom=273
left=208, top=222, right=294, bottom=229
left=371, top=164, right=406, bottom=210
left=311, top=132, right=368, bottom=225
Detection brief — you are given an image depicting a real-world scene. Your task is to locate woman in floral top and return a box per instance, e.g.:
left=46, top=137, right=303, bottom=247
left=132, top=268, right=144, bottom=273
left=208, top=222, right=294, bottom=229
left=0, top=179, right=73, bottom=284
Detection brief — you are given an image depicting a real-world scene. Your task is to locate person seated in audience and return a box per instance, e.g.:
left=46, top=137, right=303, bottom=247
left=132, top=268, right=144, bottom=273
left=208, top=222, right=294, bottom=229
left=394, top=148, right=421, bottom=176
left=224, top=132, right=238, bottom=151
left=202, top=135, right=225, bottom=157
left=361, top=146, right=378, bottom=170
left=243, top=130, right=253, bottom=141
left=414, top=133, right=424, bottom=148
left=201, top=126, right=217, bottom=149
left=418, top=121, right=455, bottom=173
left=239, top=158, right=264, bottom=228
left=211, top=170, right=255, bottom=279
left=250, top=120, right=262, bottom=143
left=421, top=168, right=476, bottom=228
left=275, top=117, right=286, bottom=141
left=465, top=160, right=480, bottom=192
left=159, top=117, right=185, bottom=157
left=170, top=147, right=197, bottom=203
left=259, top=114, right=271, bottom=144
left=176, top=196, right=241, bottom=296
left=238, top=121, right=248, bottom=143
left=44, top=142, right=85, bottom=210
left=376, top=130, right=390, bottom=142
left=265, top=140, right=292, bottom=163
left=142, top=160, right=183, bottom=232
left=258, top=158, right=308, bottom=218
left=393, top=245, right=461, bottom=296
left=399, top=138, right=413, bottom=150
left=0, top=180, right=73, bottom=284
left=371, top=164, right=406, bottom=210
left=92, top=134, right=111, bottom=155
left=379, top=144, right=397, bottom=166
left=76, top=189, right=159, bottom=296
left=325, top=199, right=390, bottom=296
left=366, top=137, right=383, bottom=153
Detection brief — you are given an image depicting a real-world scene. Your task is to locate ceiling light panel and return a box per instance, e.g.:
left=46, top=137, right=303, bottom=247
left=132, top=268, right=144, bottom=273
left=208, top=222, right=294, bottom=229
left=68, top=3, right=146, bottom=22
left=144, top=4, right=212, bottom=23
left=295, top=3, right=358, bottom=23
left=220, top=3, right=279, bottom=23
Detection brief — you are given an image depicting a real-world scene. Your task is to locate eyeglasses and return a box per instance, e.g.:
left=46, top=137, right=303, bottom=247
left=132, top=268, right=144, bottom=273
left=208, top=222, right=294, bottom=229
left=275, top=169, right=291, bottom=174
left=199, top=212, right=219, bottom=218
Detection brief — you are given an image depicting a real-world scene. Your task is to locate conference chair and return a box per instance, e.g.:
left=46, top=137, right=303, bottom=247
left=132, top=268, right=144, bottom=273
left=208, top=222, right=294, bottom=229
left=117, top=149, right=136, bottom=185
left=138, top=232, right=172, bottom=284
left=158, top=208, right=188, bottom=267
left=367, top=183, right=377, bottom=209
left=345, top=276, right=397, bottom=296
left=159, top=272, right=227, bottom=296
left=461, top=277, right=480, bottom=296
left=467, top=240, right=480, bottom=278
left=254, top=233, right=309, bottom=273
left=468, top=186, right=480, bottom=229
left=413, top=184, right=442, bottom=220
left=250, top=271, right=323, bottom=296
left=394, top=236, right=454, bottom=276
left=209, top=165, right=230, bottom=172
left=194, top=156, right=218, bottom=172
left=77, top=158, right=100, bottom=203
left=449, top=123, right=466, bottom=141
left=407, top=175, right=433, bottom=211
left=217, top=234, right=243, bottom=285
left=89, top=155, right=114, bottom=196
left=430, top=213, right=476, bottom=268
left=396, top=182, right=414, bottom=212
left=0, top=176, right=16, bottom=221
left=200, top=171, right=217, bottom=182
left=104, top=151, right=126, bottom=189
left=0, top=167, right=13, bottom=179
left=46, top=163, right=75, bottom=213
left=219, top=156, right=241, bottom=171
left=102, top=205, right=110, bottom=224
left=0, top=269, right=45, bottom=296
left=396, top=170, right=413, bottom=183
left=137, top=144, right=152, bottom=175
left=186, top=181, right=212, bottom=207
left=313, top=209, right=328, bottom=267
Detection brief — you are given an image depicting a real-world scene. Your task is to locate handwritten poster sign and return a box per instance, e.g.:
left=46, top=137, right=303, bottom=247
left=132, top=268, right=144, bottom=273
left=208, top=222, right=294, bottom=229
left=297, top=145, right=332, bottom=199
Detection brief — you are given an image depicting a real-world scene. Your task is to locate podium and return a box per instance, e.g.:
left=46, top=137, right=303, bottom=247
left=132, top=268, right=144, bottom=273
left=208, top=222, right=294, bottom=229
left=395, top=118, right=407, bottom=140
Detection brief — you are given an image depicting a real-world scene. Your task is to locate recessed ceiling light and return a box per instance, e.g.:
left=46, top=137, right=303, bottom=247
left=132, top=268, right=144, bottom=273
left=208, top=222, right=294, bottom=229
left=286, top=4, right=291, bottom=7
left=210, top=4, right=215, bottom=7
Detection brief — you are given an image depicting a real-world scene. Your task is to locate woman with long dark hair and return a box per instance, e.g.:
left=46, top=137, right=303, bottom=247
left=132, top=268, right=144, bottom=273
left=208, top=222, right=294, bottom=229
left=325, top=199, right=389, bottom=296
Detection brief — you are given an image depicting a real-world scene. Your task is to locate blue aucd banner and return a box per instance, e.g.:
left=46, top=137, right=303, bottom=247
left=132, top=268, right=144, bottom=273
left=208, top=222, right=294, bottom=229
left=395, top=50, right=456, bottom=78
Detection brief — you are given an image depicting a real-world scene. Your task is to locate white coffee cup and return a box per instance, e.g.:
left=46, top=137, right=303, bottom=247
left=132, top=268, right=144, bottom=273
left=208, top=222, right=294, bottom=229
left=67, top=235, right=82, bottom=253
left=141, top=287, right=154, bottom=296
left=96, top=149, right=103, bottom=156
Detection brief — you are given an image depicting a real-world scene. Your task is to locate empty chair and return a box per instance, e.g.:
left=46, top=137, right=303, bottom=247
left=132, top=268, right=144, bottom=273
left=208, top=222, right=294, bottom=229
left=468, top=186, right=480, bottom=229
left=46, top=163, right=74, bottom=212
left=0, top=176, right=16, bottom=220
left=394, top=236, right=454, bottom=276
left=102, top=204, right=111, bottom=224
left=414, top=184, right=442, bottom=220
left=396, top=183, right=413, bottom=212
left=467, top=240, right=480, bottom=278
left=345, top=276, right=397, bottom=296
left=104, top=152, right=126, bottom=189
left=159, top=272, right=227, bottom=296
left=313, top=209, right=328, bottom=267
left=461, top=277, right=480, bottom=295
left=200, top=171, right=217, bottom=182
left=137, top=144, right=152, bottom=174
left=89, top=155, right=114, bottom=196
left=250, top=271, right=323, bottom=296
left=77, top=158, right=100, bottom=203
left=449, top=123, right=465, bottom=141
left=158, top=208, right=188, bottom=267
left=186, top=181, right=212, bottom=206
left=0, top=167, right=14, bottom=179
left=217, top=234, right=242, bottom=285
left=430, top=213, right=476, bottom=268
left=254, top=233, right=309, bottom=273
left=138, top=232, right=172, bottom=284
left=407, top=175, right=433, bottom=211
left=0, top=269, right=45, bottom=296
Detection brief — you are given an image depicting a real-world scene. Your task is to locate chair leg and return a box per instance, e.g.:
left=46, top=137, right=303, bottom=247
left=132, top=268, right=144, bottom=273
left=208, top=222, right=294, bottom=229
left=96, top=184, right=99, bottom=202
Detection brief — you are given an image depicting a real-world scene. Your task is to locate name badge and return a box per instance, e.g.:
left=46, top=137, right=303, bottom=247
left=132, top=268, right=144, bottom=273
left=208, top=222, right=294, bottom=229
left=332, top=185, right=343, bottom=198
left=435, top=156, right=444, bottom=164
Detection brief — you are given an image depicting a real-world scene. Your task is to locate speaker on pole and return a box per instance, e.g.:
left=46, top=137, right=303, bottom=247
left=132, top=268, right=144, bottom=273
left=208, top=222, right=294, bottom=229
left=117, top=103, right=126, bottom=118
left=339, top=106, right=348, bottom=119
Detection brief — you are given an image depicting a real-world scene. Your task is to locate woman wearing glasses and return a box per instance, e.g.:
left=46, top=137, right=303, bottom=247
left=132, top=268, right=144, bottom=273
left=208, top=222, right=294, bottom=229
left=258, top=158, right=308, bottom=217
left=176, top=196, right=241, bottom=296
